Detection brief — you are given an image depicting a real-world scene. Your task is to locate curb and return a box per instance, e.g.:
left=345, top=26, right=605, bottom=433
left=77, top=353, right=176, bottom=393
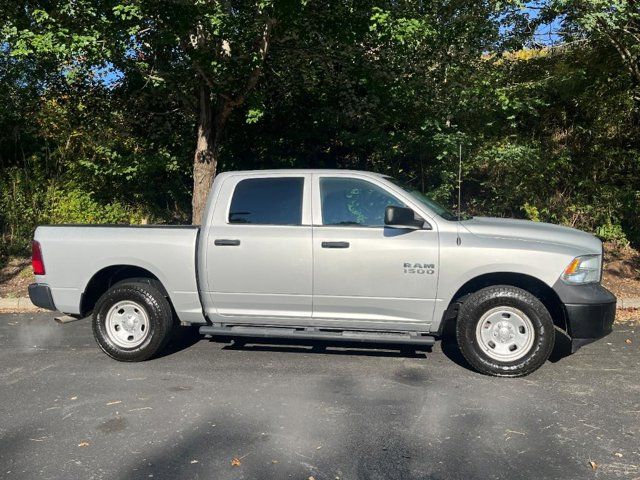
left=618, top=298, right=640, bottom=309
left=1, top=297, right=640, bottom=313
left=0, top=297, right=42, bottom=312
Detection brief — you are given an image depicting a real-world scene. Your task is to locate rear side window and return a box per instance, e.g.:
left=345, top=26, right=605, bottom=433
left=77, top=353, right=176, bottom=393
left=228, top=177, right=304, bottom=225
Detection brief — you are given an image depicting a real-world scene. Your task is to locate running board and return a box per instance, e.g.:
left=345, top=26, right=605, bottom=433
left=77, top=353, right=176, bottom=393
left=198, top=325, right=435, bottom=346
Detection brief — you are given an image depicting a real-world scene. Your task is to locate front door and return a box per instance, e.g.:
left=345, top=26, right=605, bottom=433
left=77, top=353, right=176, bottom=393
left=312, top=174, right=439, bottom=326
left=204, top=173, right=313, bottom=319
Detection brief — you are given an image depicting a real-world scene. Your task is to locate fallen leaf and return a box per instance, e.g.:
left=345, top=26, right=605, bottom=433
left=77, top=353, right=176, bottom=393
left=231, top=458, right=241, bottom=467
left=589, top=461, right=598, bottom=470
left=78, top=441, right=90, bottom=448
left=614, top=452, right=623, bottom=458
left=106, top=400, right=121, bottom=406
left=625, top=338, right=632, bottom=345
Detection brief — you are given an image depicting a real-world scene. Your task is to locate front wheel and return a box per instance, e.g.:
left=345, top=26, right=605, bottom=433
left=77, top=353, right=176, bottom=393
left=456, top=285, right=555, bottom=377
left=92, top=280, right=175, bottom=362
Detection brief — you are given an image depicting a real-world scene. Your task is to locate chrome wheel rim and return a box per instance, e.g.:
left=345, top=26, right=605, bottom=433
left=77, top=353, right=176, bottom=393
left=475, top=306, right=535, bottom=362
left=105, top=301, right=150, bottom=348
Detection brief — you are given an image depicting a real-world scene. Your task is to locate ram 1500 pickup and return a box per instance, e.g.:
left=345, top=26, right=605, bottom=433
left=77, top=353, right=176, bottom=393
left=29, top=170, right=616, bottom=376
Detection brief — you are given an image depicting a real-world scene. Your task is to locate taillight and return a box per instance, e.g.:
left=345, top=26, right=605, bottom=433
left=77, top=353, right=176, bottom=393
left=32, top=240, right=45, bottom=275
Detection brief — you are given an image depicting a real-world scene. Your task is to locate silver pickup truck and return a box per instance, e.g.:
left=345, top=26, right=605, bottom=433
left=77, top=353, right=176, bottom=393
left=29, top=169, right=616, bottom=376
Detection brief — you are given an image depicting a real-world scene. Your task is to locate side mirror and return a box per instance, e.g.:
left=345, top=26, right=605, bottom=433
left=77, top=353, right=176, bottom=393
left=384, top=206, right=427, bottom=230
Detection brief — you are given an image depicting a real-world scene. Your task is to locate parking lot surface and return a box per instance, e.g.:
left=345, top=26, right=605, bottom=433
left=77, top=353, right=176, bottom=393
left=0, top=313, right=639, bottom=480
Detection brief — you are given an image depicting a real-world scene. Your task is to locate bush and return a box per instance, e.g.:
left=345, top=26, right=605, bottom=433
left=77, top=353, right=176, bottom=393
left=0, top=167, right=151, bottom=258
left=0, top=167, right=47, bottom=256
left=596, top=222, right=630, bottom=248
left=44, top=187, right=148, bottom=225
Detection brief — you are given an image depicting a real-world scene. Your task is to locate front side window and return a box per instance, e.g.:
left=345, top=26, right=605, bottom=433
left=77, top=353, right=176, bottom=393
left=229, top=177, right=304, bottom=225
left=320, top=177, right=405, bottom=227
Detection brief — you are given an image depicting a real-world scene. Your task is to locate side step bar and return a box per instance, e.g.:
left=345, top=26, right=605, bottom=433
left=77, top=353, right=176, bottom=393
left=199, top=325, right=435, bottom=346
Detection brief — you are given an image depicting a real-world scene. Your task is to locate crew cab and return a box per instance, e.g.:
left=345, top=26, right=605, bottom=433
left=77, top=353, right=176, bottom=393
left=29, top=170, right=616, bottom=376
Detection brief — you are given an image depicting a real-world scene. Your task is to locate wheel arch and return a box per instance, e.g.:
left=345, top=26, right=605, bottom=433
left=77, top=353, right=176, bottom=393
left=442, top=272, right=566, bottom=334
left=80, top=265, right=171, bottom=317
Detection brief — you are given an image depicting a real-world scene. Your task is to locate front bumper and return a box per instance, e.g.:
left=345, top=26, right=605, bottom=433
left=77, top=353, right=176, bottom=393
left=564, top=301, right=616, bottom=352
left=28, top=283, right=57, bottom=311
left=553, top=281, right=616, bottom=353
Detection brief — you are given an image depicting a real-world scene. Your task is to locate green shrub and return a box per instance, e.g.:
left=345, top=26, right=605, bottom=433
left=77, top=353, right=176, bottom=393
left=1, top=167, right=151, bottom=257
left=522, top=203, right=541, bottom=222
left=0, top=167, right=47, bottom=256
left=44, top=187, right=148, bottom=225
left=596, top=222, right=630, bottom=248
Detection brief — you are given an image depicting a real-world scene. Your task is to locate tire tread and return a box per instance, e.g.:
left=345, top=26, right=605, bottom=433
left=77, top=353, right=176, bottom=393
left=456, top=285, right=555, bottom=377
left=92, top=281, right=174, bottom=362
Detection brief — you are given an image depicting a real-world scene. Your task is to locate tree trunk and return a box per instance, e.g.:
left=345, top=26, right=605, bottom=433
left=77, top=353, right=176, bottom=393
left=191, top=82, right=218, bottom=225
left=189, top=20, right=276, bottom=223
left=191, top=82, right=235, bottom=224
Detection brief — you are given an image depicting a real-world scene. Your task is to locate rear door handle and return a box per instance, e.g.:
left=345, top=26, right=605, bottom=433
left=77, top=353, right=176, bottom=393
left=321, top=241, right=350, bottom=249
left=214, top=239, right=241, bottom=246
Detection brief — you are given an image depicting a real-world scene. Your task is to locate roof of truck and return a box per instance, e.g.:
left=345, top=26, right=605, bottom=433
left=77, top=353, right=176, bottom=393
left=217, top=169, right=387, bottom=177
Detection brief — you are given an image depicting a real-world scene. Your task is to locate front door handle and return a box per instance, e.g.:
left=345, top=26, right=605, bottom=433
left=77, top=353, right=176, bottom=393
left=214, top=239, right=241, bottom=246
left=321, top=241, right=350, bottom=249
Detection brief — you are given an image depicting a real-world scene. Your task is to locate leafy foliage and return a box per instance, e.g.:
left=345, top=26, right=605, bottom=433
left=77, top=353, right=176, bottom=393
left=0, top=0, right=638, bottom=257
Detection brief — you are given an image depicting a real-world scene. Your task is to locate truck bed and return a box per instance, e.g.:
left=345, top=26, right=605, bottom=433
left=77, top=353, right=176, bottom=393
left=34, top=225, right=204, bottom=323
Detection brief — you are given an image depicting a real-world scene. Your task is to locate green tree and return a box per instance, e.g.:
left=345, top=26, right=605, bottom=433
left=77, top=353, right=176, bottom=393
left=3, top=0, right=300, bottom=223
left=1, top=0, right=638, bottom=251
left=540, top=0, right=640, bottom=123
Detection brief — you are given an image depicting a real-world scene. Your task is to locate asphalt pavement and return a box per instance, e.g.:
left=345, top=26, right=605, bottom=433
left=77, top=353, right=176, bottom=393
left=0, top=312, right=639, bottom=480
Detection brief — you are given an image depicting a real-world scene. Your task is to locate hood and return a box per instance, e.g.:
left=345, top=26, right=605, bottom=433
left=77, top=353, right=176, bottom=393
left=462, top=217, right=602, bottom=254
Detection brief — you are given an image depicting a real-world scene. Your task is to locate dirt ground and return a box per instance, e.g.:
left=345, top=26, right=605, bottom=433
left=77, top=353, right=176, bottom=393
left=0, top=256, right=31, bottom=298
left=601, top=242, right=640, bottom=299
left=2, top=242, right=639, bottom=322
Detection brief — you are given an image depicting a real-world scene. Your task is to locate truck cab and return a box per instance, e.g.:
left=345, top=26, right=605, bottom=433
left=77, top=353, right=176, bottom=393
left=200, top=170, right=439, bottom=328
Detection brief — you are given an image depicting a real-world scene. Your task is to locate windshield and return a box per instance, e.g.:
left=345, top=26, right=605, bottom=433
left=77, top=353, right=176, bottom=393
left=385, top=177, right=462, bottom=221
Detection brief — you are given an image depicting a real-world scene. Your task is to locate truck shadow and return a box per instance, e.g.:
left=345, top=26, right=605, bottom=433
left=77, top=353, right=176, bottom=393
left=159, top=327, right=431, bottom=359
left=155, top=326, right=204, bottom=359
left=548, top=330, right=573, bottom=363
left=212, top=337, right=430, bottom=358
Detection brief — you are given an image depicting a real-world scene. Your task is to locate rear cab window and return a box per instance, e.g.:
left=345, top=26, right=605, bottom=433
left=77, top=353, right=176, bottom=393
left=228, top=177, right=304, bottom=225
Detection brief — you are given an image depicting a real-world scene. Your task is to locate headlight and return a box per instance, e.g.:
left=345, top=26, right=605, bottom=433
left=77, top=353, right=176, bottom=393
left=561, top=254, right=602, bottom=284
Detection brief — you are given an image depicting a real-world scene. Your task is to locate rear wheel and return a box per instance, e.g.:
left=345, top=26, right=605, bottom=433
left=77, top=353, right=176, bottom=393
left=456, top=285, right=555, bottom=377
left=92, top=280, right=174, bottom=362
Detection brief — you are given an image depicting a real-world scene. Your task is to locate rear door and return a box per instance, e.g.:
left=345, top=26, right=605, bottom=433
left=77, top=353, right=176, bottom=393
left=311, top=173, right=439, bottom=326
left=203, top=173, right=313, bottom=319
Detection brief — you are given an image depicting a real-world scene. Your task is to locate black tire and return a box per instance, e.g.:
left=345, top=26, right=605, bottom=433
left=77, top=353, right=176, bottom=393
left=92, top=280, right=175, bottom=362
left=456, top=285, right=555, bottom=377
